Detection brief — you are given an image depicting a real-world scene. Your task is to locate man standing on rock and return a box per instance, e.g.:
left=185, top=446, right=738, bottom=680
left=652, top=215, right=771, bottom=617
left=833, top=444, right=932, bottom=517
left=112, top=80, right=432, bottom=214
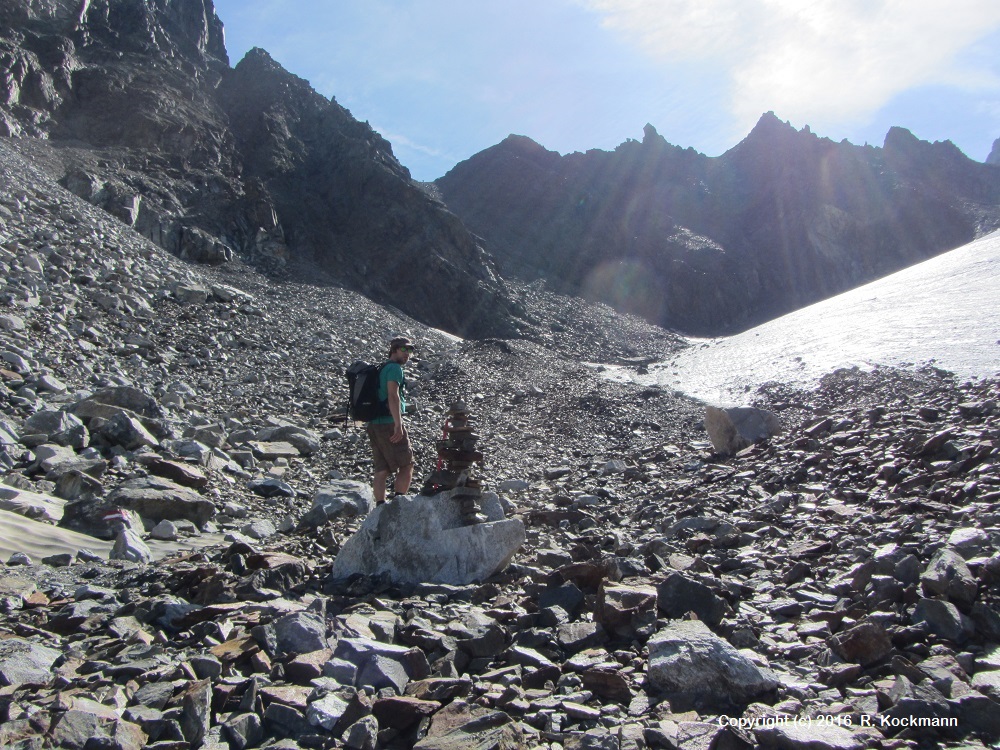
left=367, top=336, right=416, bottom=504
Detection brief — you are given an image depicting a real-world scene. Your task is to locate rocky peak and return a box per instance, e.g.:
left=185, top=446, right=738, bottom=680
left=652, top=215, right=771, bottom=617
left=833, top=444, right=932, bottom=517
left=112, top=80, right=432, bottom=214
left=883, top=126, right=965, bottom=160
left=640, top=122, right=663, bottom=146
left=738, top=110, right=806, bottom=148
left=988, top=137, right=1000, bottom=166
left=3, top=0, right=226, bottom=64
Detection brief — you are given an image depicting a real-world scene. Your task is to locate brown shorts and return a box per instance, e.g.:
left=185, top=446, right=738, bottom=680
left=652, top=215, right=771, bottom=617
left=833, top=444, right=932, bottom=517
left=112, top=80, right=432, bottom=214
left=366, top=422, right=414, bottom=473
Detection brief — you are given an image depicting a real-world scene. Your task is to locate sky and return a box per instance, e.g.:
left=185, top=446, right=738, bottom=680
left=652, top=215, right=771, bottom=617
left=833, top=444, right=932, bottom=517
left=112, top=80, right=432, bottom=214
left=211, top=0, right=1000, bottom=183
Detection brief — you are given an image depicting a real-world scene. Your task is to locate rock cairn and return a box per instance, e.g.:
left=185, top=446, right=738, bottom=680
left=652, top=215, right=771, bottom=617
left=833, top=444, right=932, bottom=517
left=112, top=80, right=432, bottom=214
left=422, top=401, right=487, bottom=525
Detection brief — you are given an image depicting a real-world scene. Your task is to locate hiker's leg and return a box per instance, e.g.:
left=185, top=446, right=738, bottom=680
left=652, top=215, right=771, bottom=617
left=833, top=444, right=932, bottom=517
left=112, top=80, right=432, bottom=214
left=394, top=463, right=413, bottom=495
left=373, top=469, right=389, bottom=503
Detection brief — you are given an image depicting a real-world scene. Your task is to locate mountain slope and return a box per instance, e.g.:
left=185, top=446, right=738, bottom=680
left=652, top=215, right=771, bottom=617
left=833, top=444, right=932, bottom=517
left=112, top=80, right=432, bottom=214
left=436, top=116, right=1000, bottom=335
left=631, top=230, right=1000, bottom=405
left=0, top=0, right=523, bottom=338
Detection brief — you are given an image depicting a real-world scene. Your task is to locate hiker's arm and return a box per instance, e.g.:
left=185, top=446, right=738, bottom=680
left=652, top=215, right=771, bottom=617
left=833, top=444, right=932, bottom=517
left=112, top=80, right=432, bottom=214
left=387, top=380, right=404, bottom=442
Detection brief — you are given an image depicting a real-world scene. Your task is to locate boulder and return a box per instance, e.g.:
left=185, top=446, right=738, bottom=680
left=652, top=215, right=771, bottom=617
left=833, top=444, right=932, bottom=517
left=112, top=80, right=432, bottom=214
left=332, top=637, right=429, bottom=693
left=828, top=621, right=893, bottom=666
left=414, top=700, right=524, bottom=750
left=21, top=409, right=88, bottom=449
left=0, top=485, right=66, bottom=523
left=274, top=611, right=328, bottom=655
left=263, top=425, right=322, bottom=455
left=71, top=386, right=165, bottom=420
left=921, top=548, right=978, bottom=605
left=301, top=480, right=373, bottom=525
left=647, top=619, right=779, bottom=704
left=106, top=476, right=215, bottom=527
left=595, top=581, right=657, bottom=632
left=329, top=491, right=524, bottom=586
left=704, top=406, right=782, bottom=455
left=656, top=572, right=733, bottom=627
left=99, top=412, right=160, bottom=450
left=0, top=637, right=62, bottom=686
left=111, top=527, right=153, bottom=564
left=754, top=721, right=865, bottom=750
left=912, top=598, right=975, bottom=643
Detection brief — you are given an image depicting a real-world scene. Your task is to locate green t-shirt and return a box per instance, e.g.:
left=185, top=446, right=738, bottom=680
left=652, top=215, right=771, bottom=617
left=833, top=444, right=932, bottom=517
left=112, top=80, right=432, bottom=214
left=369, top=361, right=406, bottom=424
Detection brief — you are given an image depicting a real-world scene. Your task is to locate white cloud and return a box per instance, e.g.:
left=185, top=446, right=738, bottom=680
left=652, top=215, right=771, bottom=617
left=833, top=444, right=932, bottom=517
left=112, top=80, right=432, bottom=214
left=582, top=0, right=1000, bottom=134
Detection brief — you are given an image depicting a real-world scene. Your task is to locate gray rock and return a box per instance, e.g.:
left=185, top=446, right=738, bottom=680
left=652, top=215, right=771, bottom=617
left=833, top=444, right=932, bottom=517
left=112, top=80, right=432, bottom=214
left=647, top=619, right=779, bottom=703
left=306, top=692, right=350, bottom=731
left=343, top=714, right=379, bottom=750
left=266, top=425, right=322, bottom=455
left=329, top=490, right=524, bottom=586
left=0, top=314, right=25, bottom=331
left=922, top=547, right=978, bottom=604
left=333, top=637, right=428, bottom=693
left=149, top=519, right=178, bottom=541
left=174, top=281, right=211, bottom=304
left=274, top=611, right=328, bottom=655
left=240, top=518, right=277, bottom=540
left=414, top=701, right=523, bottom=749
left=0, top=485, right=66, bottom=523
left=222, top=712, right=264, bottom=749
left=0, top=637, right=62, bottom=686
left=498, top=478, right=530, bottom=492
left=704, top=405, right=782, bottom=455
left=452, top=611, right=509, bottom=658
left=656, top=572, right=733, bottom=627
left=107, top=476, right=215, bottom=527
left=828, top=621, right=893, bottom=666
left=754, top=721, right=865, bottom=750
left=111, top=527, right=153, bottom=564
left=71, top=386, right=166, bottom=421
left=161, top=438, right=214, bottom=464
left=180, top=679, right=212, bottom=747
left=22, top=409, right=88, bottom=449
left=99, top=411, right=159, bottom=450
left=912, top=598, right=975, bottom=642
left=248, top=477, right=295, bottom=498
left=0, top=420, right=19, bottom=445
left=948, top=527, right=991, bottom=558
left=305, top=480, right=374, bottom=523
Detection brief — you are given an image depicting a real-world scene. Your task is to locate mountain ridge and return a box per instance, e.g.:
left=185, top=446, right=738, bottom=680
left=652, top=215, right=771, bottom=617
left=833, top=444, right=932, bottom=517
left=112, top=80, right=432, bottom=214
left=437, top=112, right=1000, bottom=335
left=3, top=0, right=999, bottom=340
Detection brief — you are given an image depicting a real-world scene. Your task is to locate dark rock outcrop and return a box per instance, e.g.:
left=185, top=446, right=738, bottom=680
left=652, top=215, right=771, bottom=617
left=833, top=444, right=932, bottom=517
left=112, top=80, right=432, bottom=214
left=0, top=0, right=523, bottom=338
left=216, top=48, right=522, bottom=338
left=988, top=137, right=1000, bottom=167
left=436, top=116, right=1000, bottom=335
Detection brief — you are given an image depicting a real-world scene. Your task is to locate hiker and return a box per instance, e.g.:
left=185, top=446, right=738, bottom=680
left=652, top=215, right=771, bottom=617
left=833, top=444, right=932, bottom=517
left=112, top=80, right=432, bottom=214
left=367, top=336, right=416, bottom=504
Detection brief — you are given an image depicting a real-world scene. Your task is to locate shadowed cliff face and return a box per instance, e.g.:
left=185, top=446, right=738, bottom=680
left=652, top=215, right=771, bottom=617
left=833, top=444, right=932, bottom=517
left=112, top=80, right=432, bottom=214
left=216, top=49, right=523, bottom=339
left=0, top=0, right=525, bottom=339
left=436, top=116, right=1000, bottom=336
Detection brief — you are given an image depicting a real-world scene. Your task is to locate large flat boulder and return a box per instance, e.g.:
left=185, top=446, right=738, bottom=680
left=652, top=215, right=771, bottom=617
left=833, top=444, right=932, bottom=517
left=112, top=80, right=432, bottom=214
left=106, top=476, right=216, bottom=528
left=647, top=619, right=779, bottom=704
left=329, top=491, right=524, bottom=586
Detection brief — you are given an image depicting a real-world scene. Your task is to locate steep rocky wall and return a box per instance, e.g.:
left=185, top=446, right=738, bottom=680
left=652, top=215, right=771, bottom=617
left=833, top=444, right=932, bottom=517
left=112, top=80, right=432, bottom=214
left=0, top=0, right=524, bottom=338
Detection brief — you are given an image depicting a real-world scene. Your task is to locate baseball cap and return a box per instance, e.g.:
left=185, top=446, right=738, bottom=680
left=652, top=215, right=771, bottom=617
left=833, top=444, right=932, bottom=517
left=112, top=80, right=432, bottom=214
left=390, top=336, right=416, bottom=352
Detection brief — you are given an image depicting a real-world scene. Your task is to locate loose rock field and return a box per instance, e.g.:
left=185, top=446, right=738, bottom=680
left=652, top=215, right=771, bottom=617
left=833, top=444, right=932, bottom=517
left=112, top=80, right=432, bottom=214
left=2, top=140, right=1000, bottom=749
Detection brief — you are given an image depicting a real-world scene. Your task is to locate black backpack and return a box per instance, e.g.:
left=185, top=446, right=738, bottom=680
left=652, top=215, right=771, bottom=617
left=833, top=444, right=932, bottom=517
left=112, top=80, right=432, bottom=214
left=346, top=361, right=390, bottom=422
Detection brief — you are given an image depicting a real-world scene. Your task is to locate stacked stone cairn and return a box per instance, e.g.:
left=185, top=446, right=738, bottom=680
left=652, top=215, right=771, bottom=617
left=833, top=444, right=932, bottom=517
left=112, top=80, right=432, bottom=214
left=421, top=400, right=487, bottom=524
